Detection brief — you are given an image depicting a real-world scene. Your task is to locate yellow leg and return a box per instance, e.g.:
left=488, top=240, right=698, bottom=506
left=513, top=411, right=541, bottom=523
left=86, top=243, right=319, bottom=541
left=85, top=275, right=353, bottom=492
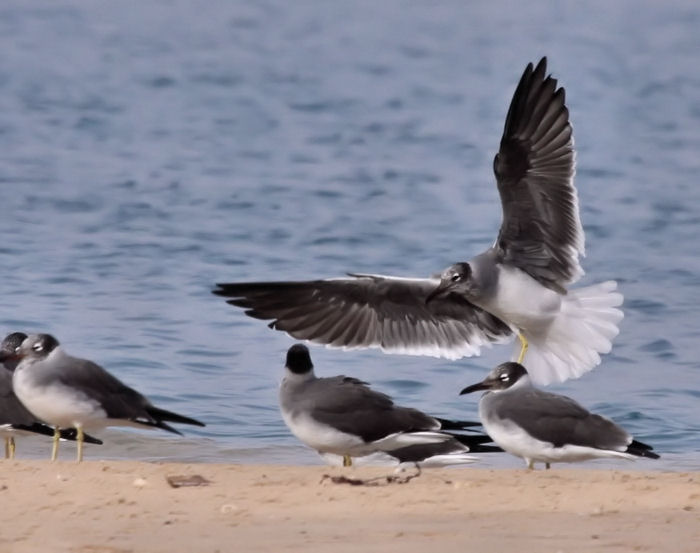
left=4, top=437, right=9, bottom=459
left=516, top=332, right=529, bottom=364
left=342, top=455, right=352, bottom=467
left=8, top=437, right=15, bottom=460
left=76, top=427, right=84, bottom=463
left=51, top=427, right=60, bottom=462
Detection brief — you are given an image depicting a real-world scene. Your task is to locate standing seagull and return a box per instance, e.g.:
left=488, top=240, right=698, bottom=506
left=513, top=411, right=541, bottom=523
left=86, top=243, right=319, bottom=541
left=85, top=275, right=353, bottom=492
left=0, top=332, right=102, bottom=459
left=459, top=362, right=659, bottom=469
left=213, top=57, right=623, bottom=385
left=280, top=344, right=499, bottom=467
left=11, top=334, right=205, bottom=462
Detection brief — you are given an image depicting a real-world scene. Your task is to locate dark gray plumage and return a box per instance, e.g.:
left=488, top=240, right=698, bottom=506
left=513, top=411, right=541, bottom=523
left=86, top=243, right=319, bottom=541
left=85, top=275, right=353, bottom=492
left=216, top=277, right=512, bottom=357
left=494, top=57, right=581, bottom=291
left=460, top=362, right=658, bottom=469
left=280, top=344, right=496, bottom=466
left=12, top=333, right=205, bottom=462
left=213, top=58, right=624, bottom=385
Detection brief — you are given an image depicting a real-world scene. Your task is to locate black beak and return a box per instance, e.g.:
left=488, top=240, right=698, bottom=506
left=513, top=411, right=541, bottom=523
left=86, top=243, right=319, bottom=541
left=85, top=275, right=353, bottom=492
left=0, top=351, right=17, bottom=363
left=459, top=380, right=492, bottom=395
left=425, top=280, right=450, bottom=304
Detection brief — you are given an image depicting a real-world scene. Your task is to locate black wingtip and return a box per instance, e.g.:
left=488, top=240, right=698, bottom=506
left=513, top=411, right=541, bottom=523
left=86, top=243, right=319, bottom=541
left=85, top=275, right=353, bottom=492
left=450, top=433, right=502, bottom=453
left=627, top=439, right=660, bottom=459
left=59, top=428, right=104, bottom=445
left=146, top=405, right=206, bottom=430
left=434, top=417, right=482, bottom=431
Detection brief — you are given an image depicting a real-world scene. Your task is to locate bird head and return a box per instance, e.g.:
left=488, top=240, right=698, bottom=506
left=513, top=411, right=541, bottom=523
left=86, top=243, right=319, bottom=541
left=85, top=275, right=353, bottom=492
left=425, top=262, right=473, bottom=304
left=0, top=332, right=28, bottom=369
left=285, top=343, right=314, bottom=375
left=459, top=362, right=530, bottom=395
left=16, top=334, right=61, bottom=362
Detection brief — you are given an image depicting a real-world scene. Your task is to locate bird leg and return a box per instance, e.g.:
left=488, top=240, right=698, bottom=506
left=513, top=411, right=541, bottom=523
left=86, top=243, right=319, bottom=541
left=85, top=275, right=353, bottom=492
left=8, top=437, right=15, bottom=459
left=51, top=427, right=61, bottom=461
left=545, top=462, right=551, bottom=470
left=526, top=458, right=534, bottom=470
left=4, top=437, right=9, bottom=459
left=76, top=426, right=84, bottom=463
left=516, top=332, right=529, bottom=364
left=342, top=455, right=353, bottom=467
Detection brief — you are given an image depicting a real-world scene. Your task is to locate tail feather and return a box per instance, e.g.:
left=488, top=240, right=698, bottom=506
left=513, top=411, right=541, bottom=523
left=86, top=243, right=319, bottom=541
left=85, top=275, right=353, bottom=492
left=143, top=405, right=206, bottom=434
left=434, top=417, right=482, bottom=431
left=388, top=439, right=477, bottom=464
left=516, top=280, right=623, bottom=384
left=450, top=433, right=503, bottom=453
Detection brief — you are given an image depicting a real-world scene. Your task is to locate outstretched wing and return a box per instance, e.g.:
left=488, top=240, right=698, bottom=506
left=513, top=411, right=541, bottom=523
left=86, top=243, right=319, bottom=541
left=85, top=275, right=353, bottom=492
left=213, top=274, right=512, bottom=359
left=494, top=57, right=583, bottom=291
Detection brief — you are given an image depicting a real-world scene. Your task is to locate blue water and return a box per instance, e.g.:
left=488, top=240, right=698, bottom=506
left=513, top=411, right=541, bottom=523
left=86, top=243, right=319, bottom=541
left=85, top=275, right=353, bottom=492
left=1, top=0, right=699, bottom=469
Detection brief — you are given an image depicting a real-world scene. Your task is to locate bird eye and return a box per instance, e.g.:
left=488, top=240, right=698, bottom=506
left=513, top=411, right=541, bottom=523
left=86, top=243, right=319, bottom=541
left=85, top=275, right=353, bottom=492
left=499, top=373, right=509, bottom=381
left=32, top=343, right=43, bottom=352
left=450, top=274, right=461, bottom=282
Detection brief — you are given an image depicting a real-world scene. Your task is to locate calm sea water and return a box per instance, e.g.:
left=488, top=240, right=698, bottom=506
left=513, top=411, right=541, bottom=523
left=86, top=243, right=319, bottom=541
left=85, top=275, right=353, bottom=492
left=1, top=0, right=699, bottom=469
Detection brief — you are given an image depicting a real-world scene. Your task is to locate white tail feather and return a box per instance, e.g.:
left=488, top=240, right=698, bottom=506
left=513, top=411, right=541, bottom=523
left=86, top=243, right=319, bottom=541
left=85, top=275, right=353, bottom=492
left=514, top=280, right=624, bottom=385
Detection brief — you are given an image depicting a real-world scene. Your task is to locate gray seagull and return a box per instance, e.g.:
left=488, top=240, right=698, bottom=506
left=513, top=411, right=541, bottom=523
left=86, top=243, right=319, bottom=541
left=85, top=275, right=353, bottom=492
left=10, top=333, right=205, bottom=462
left=0, top=332, right=102, bottom=459
left=280, top=344, right=500, bottom=467
left=460, top=362, right=659, bottom=469
left=213, top=57, right=623, bottom=385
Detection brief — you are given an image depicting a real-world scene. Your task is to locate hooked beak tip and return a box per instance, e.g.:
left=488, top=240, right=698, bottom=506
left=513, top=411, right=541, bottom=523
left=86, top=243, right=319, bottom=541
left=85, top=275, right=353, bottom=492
left=460, top=382, right=488, bottom=395
left=425, top=283, right=446, bottom=305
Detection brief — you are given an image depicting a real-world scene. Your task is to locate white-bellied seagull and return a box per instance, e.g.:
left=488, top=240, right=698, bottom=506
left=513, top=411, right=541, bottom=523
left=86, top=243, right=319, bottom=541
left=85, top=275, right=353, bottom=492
left=213, top=57, right=623, bottom=385
left=280, top=344, right=499, bottom=467
left=0, top=332, right=102, bottom=458
left=460, top=362, right=659, bottom=469
left=9, top=333, right=205, bottom=462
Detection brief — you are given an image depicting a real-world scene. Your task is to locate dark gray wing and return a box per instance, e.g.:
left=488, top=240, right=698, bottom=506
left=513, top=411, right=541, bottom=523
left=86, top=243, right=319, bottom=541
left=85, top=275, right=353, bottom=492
left=300, top=375, right=441, bottom=443
left=213, top=274, right=512, bottom=359
left=38, top=353, right=204, bottom=432
left=42, top=355, right=155, bottom=420
left=493, top=57, right=584, bottom=291
left=493, top=389, right=630, bottom=451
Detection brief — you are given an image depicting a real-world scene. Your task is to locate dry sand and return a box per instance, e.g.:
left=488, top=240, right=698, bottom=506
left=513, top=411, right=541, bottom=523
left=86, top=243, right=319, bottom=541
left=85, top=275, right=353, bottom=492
left=0, top=461, right=697, bottom=552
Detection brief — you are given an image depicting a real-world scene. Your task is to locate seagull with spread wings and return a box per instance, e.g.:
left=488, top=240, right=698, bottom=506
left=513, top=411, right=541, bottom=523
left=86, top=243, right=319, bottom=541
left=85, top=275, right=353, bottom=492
left=213, top=58, right=623, bottom=385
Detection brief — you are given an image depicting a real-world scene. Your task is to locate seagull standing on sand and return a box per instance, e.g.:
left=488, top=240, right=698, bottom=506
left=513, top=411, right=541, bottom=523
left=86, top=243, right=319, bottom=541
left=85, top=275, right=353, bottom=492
left=280, top=344, right=499, bottom=467
left=0, top=332, right=102, bottom=459
left=460, top=362, right=659, bottom=469
left=213, top=57, right=623, bottom=385
left=10, top=333, right=205, bottom=462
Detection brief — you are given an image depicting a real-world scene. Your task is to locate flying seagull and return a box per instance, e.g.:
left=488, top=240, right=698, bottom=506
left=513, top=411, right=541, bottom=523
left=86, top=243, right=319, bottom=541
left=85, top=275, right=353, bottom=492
left=0, top=332, right=102, bottom=459
left=213, top=57, right=623, bottom=385
left=10, top=333, right=205, bottom=462
left=280, top=344, right=499, bottom=467
left=460, top=362, right=659, bottom=469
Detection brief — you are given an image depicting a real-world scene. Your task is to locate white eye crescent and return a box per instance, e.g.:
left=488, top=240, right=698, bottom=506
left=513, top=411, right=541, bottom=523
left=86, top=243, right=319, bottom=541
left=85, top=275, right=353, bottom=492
left=450, top=274, right=461, bottom=282
left=499, top=373, right=509, bottom=381
left=32, top=343, right=43, bottom=352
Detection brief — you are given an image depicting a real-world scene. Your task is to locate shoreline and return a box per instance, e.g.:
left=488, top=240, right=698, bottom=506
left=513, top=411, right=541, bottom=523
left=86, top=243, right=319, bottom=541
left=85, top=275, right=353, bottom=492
left=0, top=461, right=697, bottom=552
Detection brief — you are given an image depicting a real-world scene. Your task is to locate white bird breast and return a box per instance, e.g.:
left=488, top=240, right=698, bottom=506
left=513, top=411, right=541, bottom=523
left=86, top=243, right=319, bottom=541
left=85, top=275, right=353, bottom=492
left=12, top=371, right=107, bottom=430
left=489, top=265, right=562, bottom=331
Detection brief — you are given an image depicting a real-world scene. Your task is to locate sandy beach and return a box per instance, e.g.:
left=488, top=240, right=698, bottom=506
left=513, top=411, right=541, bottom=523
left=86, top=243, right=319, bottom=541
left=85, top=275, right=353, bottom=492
left=0, top=461, right=697, bottom=553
